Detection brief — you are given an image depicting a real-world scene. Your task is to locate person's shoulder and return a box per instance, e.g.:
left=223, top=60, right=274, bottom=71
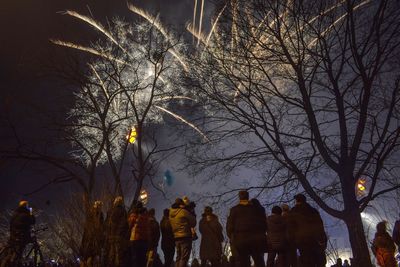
left=229, top=204, right=243, bottom=212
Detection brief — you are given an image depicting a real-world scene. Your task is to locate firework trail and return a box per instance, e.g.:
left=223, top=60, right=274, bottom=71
left=156, top=96, right=196, bottom=102
left=154, top=105, right=210, bottom=142
left=231, top=0, right=239, bottom=51
left=63, top=10, right=126, bottom=52
left=50, top=39, right=128, bottom=65
left=127, top=3, right=189, bottom=72
left=187, top=23, right=207, bottom=46
left=206, top=3, right=227, bottom=45
left=307, top=0, right=372, bottom=48
left=193, top=0, right=198, bottom=43
left=198, top=0, right=205, bottom=47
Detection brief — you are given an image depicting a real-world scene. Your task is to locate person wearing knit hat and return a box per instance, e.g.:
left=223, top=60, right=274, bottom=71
left=10, top=200, right=36, bottom=257
left=169, top=197, right=197, bottom=267
left=199, top=206, right=223, bottom=267
left=226, top=191, right=267, bottom=267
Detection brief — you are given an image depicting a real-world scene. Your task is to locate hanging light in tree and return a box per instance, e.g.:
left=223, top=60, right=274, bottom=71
left=356, top=177, right=367, bottom=196
left=139, top=189, right=148, bottom=204
left=126, top=127, right=137, bottom=144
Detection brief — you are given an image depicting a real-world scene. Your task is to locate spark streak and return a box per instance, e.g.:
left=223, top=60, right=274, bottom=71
left=206, top=4, right=227, bottom=45
left=187, top=23, right=207, bottom=46
left=307, top=0, right=372, bottom=48
left=50, top=39, right=128, bottom=65
left=156, top=96, right=196, bottom=102
left=127, top=4, right=189, bottom=72
left=193, top=0, right=198, bottom=43
left=197, top=0, right=205, bottom=47
left=63, top=10, right=125, bottom=51
left=154, top=105, right=210, bottom=142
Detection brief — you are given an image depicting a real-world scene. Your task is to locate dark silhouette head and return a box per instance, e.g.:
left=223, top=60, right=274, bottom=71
left=376, top=221, right=387, bottom=234
left=175, top=198, right=184, bottom=206
left=271, top=206, right=282, bottom=215
left=148, top=208, right=155, bottom=216
left=250, top=198, right=262, bottom=207
left=294, top=194, right=307, bottom=204
left=204, top=206, right=213, bottom=215
left=238, top=190, right=249, bottom=200
left=281, top=204, right=290, bottom=213
left=163, top=208, right=170, bottom=217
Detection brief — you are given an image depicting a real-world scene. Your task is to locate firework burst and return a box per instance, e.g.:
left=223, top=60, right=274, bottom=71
left=54, top=7, right=209, bottom=164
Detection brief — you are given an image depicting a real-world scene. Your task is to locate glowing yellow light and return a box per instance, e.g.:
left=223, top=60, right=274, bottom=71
left=139, top=189, right=148, bottom=204
left=126, top=127, right=137, bottom=144
left=356, top=178, right=367, bottom=196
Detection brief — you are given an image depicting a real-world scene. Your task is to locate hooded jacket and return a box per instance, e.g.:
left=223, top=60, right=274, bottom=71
left=372, top=231, right=396, bottom=267
left=266, top=213, right=287, bottom=251
left=290, top=202, right=327, bottom=248
left=148, top=215, right=161, bottom=249
left=169, top=204, right=196, bottom=239
left=10, top=206, right=35, bottom=242
left=226, top=200, right=267, bottom=252
left=128, top=211, right=149, bottom=241
left=160, top=215, right=175, bottom=249
left=199, top=213, right=224, bottom=260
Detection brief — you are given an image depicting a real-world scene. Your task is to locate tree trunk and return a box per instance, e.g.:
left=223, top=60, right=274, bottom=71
left=344, top=211, right=373, bottom=267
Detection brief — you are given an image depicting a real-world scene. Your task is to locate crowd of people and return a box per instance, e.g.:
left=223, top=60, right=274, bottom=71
left=6, top=192, right=400, bottom=267
left=74, top=191, right=329, bottom=267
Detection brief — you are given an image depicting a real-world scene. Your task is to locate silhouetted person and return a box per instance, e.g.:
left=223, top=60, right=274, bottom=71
left=160, top=209, right=175, bottom=267
left=199, top=206, right=224, bottom=267
left=170, top=198, right=196, bottom=267
left=105, top=196, right=129, bottom=267
left=183, top=196, right=198, bottom=240
left=80, top=201, right=104, bottom=267
left=147, top=208, right=161, bottom=267
left=281, top=204, right=297, bottom=267
left=342, top=259, right=350, bottom=267
left=192, top=258, right=201, bottom=267
left=372, top=221, right=396, bottom=267
left=290, top=194, right=327, bottom=267
left=266, top=206, right=287, bottom=267
left=128, top=202, right=149, bottom=267
left=9, top=200, right=36, bottom=256
left=226, top=191, right=267, bottom=267
left=392, top=213, right=400, bottom=250
left=331, top=258, right=342, bottom=267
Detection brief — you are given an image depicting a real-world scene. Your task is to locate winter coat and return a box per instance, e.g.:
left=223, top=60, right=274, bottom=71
left=128, top=212, right=149, bottom=241
left=10, top=206, right=35, bottom=243
left=148, top=216, right=161, bottom=249
left=105, top=205, right=130, bottom=267
left=106, top=204, right=129, bottom=242
left=226, top=200, right=267, bottom=252
left=372, top=232, right=397, bottom=267
left=199, top=213, right=224, bottom=260
left=160, top=215, right=175, bottom=250
left=169, top=204, right=196, bottom=239
left=290, top=202, right=327, bottom=249
left=266, top=214, right=287, bottom=252
left=392, top=220, right=400, bottom=247
left=281, top=211, right=296, bottom=247
left=80, top=208, right=104, bottom=258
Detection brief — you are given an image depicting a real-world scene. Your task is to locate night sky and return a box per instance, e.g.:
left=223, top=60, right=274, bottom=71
left=0, top=0, right=213, bottom=211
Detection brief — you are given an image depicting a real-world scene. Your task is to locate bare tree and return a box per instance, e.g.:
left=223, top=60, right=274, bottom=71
left=187, top=0, right=400, bottom=266
left=51, top=7, right=209, bottom=208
